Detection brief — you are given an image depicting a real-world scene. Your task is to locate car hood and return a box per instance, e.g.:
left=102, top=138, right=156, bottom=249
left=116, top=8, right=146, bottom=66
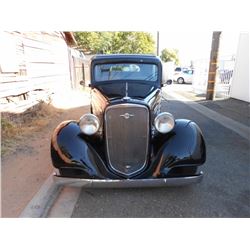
left=93, top=82, right=158, bottom=100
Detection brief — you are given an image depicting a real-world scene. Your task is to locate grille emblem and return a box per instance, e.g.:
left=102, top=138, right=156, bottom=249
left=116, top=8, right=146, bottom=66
left=120, top=113, right=134, bottom=119
left=125, top=165, right=131, bottom=172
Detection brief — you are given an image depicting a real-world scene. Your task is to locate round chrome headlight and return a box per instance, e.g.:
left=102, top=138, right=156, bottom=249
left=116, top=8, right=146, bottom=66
left=154, top=112, right=175, bottom=133
left=79, top=114, right=100, bottom=135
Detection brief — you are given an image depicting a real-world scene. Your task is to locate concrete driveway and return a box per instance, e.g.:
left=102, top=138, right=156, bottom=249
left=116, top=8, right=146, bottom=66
left=71, top=94, right=250, bottom=218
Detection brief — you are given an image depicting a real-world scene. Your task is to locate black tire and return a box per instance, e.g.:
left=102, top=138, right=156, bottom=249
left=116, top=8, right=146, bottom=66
left=177, top=77, right=184, bottom=84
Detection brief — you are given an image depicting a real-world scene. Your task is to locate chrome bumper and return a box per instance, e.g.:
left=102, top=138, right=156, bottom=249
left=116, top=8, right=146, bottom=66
left=53, top=172, right=203, bottom=188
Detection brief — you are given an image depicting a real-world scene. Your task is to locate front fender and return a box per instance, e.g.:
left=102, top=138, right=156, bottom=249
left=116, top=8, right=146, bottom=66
left=51, top=121, right=117, bottom=179
left=147, top=119, right=206, bottom=177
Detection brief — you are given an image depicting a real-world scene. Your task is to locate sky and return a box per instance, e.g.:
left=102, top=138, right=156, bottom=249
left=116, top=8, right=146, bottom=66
left=154, top=31, right=240, bottom=66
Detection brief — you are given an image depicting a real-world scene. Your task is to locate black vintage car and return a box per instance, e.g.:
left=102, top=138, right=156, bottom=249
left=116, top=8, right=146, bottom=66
left=51, top=54, right=206, bottom=188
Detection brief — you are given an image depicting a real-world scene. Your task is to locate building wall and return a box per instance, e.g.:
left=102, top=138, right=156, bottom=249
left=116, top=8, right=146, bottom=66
left=68, top=48, right=86, bottom=90
left=230, top=33, right=249, bottom=103
left=0, top=31, right=71, bottom=100
left=191, top=32, right=238, bottom=97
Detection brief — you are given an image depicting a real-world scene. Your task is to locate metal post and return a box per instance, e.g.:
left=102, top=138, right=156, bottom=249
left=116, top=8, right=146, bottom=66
left=206, top=31, right=222, bottom=100
left=157, top=31, right=159, bottom=56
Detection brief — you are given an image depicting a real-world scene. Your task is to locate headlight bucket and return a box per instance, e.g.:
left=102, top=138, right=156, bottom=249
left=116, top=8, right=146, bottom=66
left=79, top=114, right=100, bottom=135
left=154, top=112, right=175, bottom=134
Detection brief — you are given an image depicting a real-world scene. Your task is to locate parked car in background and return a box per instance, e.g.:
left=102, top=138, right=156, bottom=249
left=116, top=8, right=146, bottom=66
left=51, top=54, right=206, bottom=188
left=173, top=67, right=194, bottom=84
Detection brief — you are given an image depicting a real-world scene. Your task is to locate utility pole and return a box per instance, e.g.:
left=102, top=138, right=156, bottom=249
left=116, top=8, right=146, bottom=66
left=157, top=31, right=160, bottom=56
left=206, top=31, right=222, bottom=100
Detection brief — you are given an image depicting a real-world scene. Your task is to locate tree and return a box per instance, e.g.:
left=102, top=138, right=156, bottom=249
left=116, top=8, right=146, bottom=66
left=74, top=32, right=155, bottom=54
left=160, top=48, right=180, bottom=65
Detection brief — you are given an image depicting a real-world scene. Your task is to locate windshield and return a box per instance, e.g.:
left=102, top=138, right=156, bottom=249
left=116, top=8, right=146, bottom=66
left=94, top=63, right=158, bottom=82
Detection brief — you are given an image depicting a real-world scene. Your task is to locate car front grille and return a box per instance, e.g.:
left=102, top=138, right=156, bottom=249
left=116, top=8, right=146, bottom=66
left=105, top=103, right=149, bottom=177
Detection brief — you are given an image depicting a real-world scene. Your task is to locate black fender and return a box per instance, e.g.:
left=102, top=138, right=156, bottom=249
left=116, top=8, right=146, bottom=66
left=51, top=121, right=118, bottom=179
left=143, top=119, right=206, bottom=178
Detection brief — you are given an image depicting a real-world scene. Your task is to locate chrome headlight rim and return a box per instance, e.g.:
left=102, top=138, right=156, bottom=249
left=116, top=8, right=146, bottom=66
left=154, top=112, right=175, bottom=134
left=79, top=113, right=100, bottom=135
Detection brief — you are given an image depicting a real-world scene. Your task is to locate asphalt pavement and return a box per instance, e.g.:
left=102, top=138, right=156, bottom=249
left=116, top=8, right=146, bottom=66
left=71, top=94, right=250, bottom=218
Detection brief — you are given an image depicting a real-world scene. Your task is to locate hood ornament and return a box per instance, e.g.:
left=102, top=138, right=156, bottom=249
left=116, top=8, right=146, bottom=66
left=123, top=82, right=131, bottom=100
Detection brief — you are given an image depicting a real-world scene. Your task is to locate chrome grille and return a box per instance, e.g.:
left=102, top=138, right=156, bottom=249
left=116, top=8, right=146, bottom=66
left=105, top=103, right=149, bottom=177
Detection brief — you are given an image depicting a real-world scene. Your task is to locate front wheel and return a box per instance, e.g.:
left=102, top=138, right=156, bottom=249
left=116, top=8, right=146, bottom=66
left=177, top=77, right=184, bottom=84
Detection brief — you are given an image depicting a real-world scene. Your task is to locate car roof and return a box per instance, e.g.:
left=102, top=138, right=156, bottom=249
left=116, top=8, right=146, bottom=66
left=91, top=54, right=162, bottom=64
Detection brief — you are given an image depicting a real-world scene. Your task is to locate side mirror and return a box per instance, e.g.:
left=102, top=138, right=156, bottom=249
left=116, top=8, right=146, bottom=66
left=80, top=80, right=92, bottom=88
left=79, top=80, right=85, bottom=86
left=161, top=79, right=172, bottom=87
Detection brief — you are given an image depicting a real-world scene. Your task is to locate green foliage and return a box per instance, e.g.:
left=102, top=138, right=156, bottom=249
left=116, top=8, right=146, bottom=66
left=74, top=32, right=155, bottom=54
left=160, top=48, right=180, bottom=65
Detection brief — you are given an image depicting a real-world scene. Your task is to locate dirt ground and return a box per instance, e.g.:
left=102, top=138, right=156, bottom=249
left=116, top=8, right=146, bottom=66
left=1, top=103, right=90, bottom=217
